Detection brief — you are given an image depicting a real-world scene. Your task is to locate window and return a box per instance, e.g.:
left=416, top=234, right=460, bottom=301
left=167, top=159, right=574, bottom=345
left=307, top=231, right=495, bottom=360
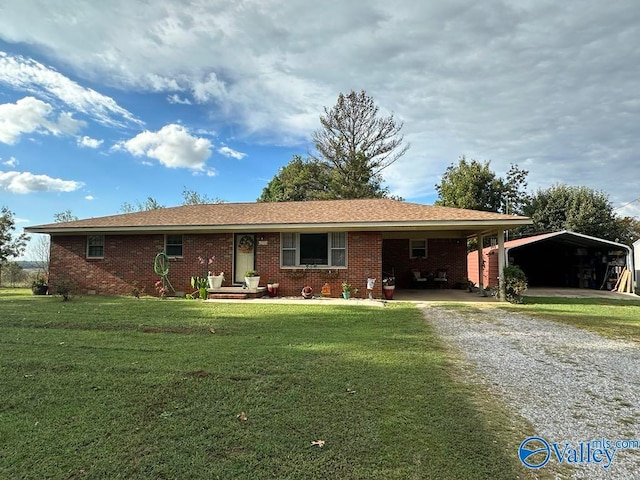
left=281, top=233, right=296, bottom=267
left=165, top=234, right=183, bottom=257
left=281, top=232, right=347, bottom=267
left=87, top=235, right=104, bottom=258
left=410, top=239, right=427, bottom=258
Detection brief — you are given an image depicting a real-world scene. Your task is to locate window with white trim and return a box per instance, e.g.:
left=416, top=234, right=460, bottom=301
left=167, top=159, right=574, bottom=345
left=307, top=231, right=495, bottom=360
left=410, top=239, right=427, bottom=258
left=165, top=234, right=183, bottom=257
left=87, top=235, right=104, bottom=258
left=281, top=232, right=347, bottom=267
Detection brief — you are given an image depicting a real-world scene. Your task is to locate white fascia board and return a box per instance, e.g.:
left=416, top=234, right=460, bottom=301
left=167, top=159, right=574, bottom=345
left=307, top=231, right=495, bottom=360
left=28, top=218, right=532, bottom=235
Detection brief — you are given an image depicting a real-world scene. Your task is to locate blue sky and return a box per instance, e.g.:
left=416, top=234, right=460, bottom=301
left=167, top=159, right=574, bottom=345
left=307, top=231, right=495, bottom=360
left=1, top=1, right=639, bottom=259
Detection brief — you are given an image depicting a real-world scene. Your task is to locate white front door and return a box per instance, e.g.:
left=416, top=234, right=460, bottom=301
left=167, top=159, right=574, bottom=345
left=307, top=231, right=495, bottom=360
left=234, top=234, right=256, bottom=283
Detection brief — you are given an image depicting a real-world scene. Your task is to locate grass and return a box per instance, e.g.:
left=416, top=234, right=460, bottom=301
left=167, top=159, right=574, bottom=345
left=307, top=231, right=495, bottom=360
left=498, top=295, right=640, bottom=343
left=0, top=288, right=539, bottom=479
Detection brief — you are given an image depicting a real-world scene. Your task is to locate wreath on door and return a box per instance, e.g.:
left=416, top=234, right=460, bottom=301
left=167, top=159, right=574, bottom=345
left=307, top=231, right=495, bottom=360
left=238, top=235, right=254, bottom=253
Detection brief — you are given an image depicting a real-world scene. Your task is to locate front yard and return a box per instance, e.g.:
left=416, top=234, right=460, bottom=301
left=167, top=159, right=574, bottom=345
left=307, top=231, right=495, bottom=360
left=0, top=289, right=537, bottom=479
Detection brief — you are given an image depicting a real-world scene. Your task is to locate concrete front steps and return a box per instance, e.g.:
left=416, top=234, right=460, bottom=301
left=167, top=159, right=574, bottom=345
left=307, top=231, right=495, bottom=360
left=206, top=286, right=267, bottom=300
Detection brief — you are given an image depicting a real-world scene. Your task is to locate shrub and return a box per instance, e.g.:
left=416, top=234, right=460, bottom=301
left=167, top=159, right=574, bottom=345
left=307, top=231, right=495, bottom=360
left=502, top=265, right=527, bottom=303
left=55, top=279, right=78, bottom=301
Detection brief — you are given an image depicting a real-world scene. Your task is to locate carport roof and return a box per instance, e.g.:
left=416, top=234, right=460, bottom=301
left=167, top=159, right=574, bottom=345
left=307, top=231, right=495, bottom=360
left=504, top=230, right=629, bottom=252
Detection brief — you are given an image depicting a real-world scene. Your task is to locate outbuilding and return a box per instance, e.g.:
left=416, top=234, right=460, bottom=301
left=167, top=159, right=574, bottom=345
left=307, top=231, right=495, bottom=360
left=468, top=230, right=634, bottom=291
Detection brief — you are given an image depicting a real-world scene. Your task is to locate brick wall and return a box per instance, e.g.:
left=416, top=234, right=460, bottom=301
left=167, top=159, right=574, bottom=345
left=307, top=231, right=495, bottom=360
left=467, top=248, right=500, bottom=288
left=382, top=238, right=467, bottom=288
left=49, top=233, right=235, bottom=296
left=256, top=231, right=383, bottom=298
left=49, top=231, right=384, bottom=298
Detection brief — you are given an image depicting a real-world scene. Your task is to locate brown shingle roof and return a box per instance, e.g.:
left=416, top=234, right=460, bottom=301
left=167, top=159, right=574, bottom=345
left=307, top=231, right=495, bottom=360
left=26, top=199, right=531, bottom=233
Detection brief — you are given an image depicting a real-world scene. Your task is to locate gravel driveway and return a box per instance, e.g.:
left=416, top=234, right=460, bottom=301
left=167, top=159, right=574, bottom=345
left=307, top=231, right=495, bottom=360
left=422, top=305, right=640, bottom=479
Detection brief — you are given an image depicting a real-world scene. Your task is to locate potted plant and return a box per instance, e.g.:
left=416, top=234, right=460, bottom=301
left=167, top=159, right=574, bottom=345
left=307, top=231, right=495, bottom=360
left=267, top=281, right=280, bottom=297
left=208, top=272, right=225, bottom=289
left=382, top=276, right=395, bottom=300
left=191, top=275, right=208, bottom=300
left=244, top=270, right=260, bottom=291
left=341, top=282, right=358, bottom=299
left=31, top=276, right=48, bottom=295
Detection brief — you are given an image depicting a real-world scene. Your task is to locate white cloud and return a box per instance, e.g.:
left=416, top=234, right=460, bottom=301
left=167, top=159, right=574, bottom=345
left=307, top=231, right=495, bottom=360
left=192, top=72, right=227, bottom=103
left=2, top=156, right=18, bottom=167
left=218, top=146, right=246, bottom=159
left=0, top=52, right=141, bottom=128
left=0, top=96, right=84, bottom=144
left=167, top=94, right=192, bottom=105
left=0, top=170, right=83, bottom=194
left=77, top=136, right=104, bottom=148
left=119, top=123, right=212, bottom=170
left=85, top=195, right=95, bottom=200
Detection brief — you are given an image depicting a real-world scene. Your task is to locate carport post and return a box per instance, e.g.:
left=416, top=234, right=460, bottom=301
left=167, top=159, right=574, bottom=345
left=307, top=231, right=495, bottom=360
left=476, top=233, right=484, bottom=295
left=497, top=230, right=505, bottom=301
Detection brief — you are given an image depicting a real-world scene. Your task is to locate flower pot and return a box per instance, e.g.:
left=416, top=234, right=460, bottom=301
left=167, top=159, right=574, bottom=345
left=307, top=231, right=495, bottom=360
left=301, top=286, right=313, bottom=299
left=267, top=283, right=279, bottom=297
left=32, top=285, right=48, bottom=295
left=245, top=276, right=260, bottom=291
left=342, top=291, right=351, bottom=299
left=208, top=275, right=224, bottom=289
left=383, top=285, right=395, bottom=300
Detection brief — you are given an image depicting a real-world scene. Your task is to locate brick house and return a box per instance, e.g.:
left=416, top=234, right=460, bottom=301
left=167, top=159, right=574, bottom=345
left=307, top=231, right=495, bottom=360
left=26, top=199, right=530, bottom=298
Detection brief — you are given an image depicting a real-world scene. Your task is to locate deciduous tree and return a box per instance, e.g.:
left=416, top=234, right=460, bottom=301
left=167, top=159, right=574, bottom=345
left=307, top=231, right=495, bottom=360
left=614, top=216, right=640, bottom=246
left=262, top=91, right=407, bottom=201
left=0, top=206, right=30, bottom=286
left=181, top=188, right=225, bottom=205
left=522, top=184, right=620, bottom=240
left=53, top=209, right=78, bottom=223
left=258, top=155, right=332, bottom=202
left=435, top=157, right=527, bottom=213
left=120, top=197, right=165, bottom=213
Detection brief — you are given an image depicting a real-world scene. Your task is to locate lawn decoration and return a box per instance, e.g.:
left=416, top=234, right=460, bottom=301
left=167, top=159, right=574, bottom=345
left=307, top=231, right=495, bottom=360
left=153, top=252, right=175, bottom=297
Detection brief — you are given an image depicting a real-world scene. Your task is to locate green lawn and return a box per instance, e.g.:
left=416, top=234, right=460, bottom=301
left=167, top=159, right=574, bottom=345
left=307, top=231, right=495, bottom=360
left=0, top=289, right=537, bottom=479
left=499, top=295, right=640, bottom=343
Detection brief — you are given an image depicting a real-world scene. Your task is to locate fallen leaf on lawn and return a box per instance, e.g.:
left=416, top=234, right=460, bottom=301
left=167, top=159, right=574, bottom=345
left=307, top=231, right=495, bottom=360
left=209, top=327, right=216, bottom=334
left=237, top=412, right=247, bottom=421
left=311, top=440, right=325, bottom=448
left=346, top=388, right=356, bottom=394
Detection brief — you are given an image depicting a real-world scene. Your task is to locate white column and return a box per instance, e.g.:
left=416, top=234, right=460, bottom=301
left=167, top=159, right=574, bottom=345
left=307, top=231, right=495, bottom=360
left=477, top=234, right=484, bottom=295
left=497, top=230, right=505, bottom=301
